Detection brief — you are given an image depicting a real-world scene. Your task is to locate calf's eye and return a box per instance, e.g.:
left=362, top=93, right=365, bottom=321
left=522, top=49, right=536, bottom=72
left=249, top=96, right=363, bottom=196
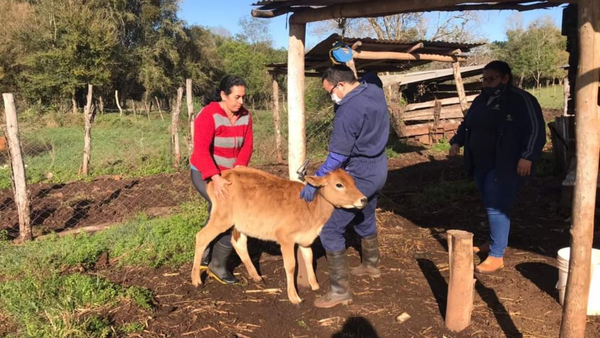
left=336, top=183, right=344, bottom=188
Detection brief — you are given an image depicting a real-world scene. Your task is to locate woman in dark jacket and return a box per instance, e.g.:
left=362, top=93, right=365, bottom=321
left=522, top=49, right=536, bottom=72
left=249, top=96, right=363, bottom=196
left=449, top=61, right=545, bottom=274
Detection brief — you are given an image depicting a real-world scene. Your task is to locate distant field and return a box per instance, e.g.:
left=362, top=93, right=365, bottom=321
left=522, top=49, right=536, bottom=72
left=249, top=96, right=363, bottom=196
left=527, top=85, right=565, bottom=110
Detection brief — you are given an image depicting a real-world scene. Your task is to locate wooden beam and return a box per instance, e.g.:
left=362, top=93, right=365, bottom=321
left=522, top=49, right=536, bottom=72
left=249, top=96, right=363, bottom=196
left=405, top=95, right=477, bottom=111
left=560, top=0, right=600, bottom=336
left=353, top=50, right=464, bottom=63
left=405, top=42, right=424, bottom=53
left=402, top=104, right=465, bottom=122
left=452, top=62, right=469, bottom=116
left=289, top=0, right=574, bottom=24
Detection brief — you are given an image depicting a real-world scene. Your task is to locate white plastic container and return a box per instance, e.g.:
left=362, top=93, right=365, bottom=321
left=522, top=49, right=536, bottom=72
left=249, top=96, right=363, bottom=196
left=556, top=247, right=600, bottom=315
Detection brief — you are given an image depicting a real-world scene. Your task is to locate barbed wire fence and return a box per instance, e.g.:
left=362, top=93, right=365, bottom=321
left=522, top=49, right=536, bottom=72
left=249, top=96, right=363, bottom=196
left=0, top=89, right=334, bottom=241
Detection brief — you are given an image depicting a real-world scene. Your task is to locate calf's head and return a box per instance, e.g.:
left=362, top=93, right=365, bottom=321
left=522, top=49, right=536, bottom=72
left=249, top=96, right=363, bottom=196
left=305, top=169, right=367, bottom=209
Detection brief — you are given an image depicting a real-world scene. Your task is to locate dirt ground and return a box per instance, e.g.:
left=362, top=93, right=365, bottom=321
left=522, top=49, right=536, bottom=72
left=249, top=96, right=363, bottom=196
left=2, top=129, right=600, bottom=337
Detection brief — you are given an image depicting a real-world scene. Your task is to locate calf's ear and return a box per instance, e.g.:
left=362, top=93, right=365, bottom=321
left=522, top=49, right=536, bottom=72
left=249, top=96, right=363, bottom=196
left=305, top=175, right=328, bottom=187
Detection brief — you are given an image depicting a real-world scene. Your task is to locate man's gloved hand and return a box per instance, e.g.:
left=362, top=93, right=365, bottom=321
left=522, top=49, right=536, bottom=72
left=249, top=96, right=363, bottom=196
left=300, top=184, right=318, bottom=202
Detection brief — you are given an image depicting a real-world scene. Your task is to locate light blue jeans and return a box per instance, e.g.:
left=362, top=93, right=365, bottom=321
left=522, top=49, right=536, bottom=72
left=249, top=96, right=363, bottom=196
left=474, top=168, right=522, bottom=258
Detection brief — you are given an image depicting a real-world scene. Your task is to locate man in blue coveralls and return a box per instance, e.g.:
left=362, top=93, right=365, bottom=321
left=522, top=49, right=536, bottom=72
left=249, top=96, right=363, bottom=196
left=301, top=65, right=390, bottom=308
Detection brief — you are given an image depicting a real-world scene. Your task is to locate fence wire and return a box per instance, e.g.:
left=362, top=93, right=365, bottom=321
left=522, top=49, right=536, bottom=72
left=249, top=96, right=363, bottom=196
left=0, top=105, right=333, bottom=239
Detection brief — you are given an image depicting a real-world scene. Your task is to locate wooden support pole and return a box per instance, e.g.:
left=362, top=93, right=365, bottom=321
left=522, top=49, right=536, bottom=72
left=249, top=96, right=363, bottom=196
left=272, top=73, right=283, bottom=163
left=99, top=96, right=104, bottom=115
left=2, top=93, right=32, bottom=242
left=560, top=0, right=600, bottom=337
left=115, top=90, right=123, bottom=117
left=563, top=77, right=570, bottom=116
left=171, top=88, right=183, bottom=170
left=353, top=50, right=464, bottom=63
left=452, top=62, right=469, bottom=116
left=155, top=96, right=164, bottom=121
left=445, top=230, right=475, bottom=332
left=287, top=19, right=306, bottom=181
left=186, top=79, right=194, bottom=157
left=82, top=84, right=95, bottom=177
left=288, top=18, right=309, bottom=289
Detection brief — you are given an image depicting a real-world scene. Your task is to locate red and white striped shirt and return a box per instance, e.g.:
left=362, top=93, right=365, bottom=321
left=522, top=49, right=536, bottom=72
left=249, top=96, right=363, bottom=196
left=190, top=102, right=253, bottom=180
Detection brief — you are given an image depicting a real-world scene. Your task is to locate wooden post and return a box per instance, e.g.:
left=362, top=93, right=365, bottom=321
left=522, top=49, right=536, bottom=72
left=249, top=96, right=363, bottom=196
left=99, top=96, right=104, bottom=115
left=71, top=90, right=78, bottom=114
left=115, top=90, right=123, bottom=117
left=155, top=96, right=164, bottom=121
left=132, top=100, right=137, bottom=117
left=272, top=73, right=283, bottom=163
left=452, top=62, right=469, bottom=116
left=143, top=93, right=151, bottom=121
left=2, top=93, right=32, bottom=242
left=288, top=17, right=309, bottom=289
left=563, top=77, right=570, bottom=116
left=560, top=0, right=600, bottom=337
left=287, top=18, right=306, bottom=181
left=186, top=79, right=194, bottom=157
left=82, top=84, right=95, bottom=176
left=171, top=87, right=183, bottom=170
left=445, top=230, right=475, bottom=332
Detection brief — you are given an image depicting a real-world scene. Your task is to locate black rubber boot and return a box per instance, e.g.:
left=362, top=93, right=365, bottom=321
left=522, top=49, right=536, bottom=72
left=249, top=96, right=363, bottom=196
left=351, top=235, right=381, bottom=278
left=207, top=242, right=238, bottom=285
left=314, top=249, right=352, bottom=308
left=200, top=245, right=212, bottom=267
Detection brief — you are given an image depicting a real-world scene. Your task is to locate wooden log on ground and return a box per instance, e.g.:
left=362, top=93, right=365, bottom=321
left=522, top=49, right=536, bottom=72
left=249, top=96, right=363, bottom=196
left=82, top=84, right=95, bottom=177
left=3, top=93, right=32, bottom=242
left=560, top=0, right=600, bottom=336
left=171, top=88, right=183, bottom=170
left=445, top=229, right=475, bottom=332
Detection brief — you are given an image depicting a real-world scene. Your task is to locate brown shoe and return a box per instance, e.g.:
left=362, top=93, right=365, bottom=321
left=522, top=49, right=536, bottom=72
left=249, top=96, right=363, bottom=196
left=473, top=241, right=491, bottom=254
left=475, top=256, right=504, bottom=274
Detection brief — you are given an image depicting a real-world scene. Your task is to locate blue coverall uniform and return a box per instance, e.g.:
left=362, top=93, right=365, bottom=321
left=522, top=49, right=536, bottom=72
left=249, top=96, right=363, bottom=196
left=318, top=83, right=390, bottom=252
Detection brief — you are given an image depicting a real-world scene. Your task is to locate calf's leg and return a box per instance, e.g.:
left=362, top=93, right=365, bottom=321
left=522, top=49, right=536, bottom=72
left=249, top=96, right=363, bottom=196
left=279, top=241, right=302, bottom=305
left=191, top=220, right=230, bottom=286
left=231, top=231, right=263, bottom=283
left=298, top=246, right=320, bottom=291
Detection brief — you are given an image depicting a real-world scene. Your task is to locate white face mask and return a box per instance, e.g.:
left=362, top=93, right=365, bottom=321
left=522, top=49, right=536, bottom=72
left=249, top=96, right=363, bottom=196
left=330, top=93, right=342, bottom=104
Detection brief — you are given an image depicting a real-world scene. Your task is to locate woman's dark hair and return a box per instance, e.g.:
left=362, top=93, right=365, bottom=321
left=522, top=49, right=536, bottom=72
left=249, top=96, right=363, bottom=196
left=203, top=75, right=247, bottom=105
left=484, top=60, right=514, bottom=84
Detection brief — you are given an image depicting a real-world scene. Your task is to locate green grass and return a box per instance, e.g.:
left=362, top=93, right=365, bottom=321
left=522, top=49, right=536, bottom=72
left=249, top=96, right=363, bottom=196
left=0, top=112, right=189, bottom=189
left=527, top=85, right=564, bottom=110
left=0, top=201, right=208, bottom=337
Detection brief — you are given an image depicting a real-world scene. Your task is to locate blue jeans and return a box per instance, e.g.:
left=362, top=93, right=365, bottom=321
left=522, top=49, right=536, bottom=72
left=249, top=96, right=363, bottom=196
left=474, top=168, right=521, bottom=258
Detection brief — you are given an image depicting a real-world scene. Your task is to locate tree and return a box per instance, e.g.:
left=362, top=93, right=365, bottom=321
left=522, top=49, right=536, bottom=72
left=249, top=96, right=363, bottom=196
left=494, top=16, right=567, bottom=88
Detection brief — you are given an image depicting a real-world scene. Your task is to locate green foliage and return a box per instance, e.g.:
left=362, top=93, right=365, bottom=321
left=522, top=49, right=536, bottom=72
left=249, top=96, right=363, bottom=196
left=528, top=85, right=564, bottom=110
left=493, top=16, right=567, bottom=87
left=0, top=272, right=147, bottom=338
left=0, top=202, right=207, bottom=336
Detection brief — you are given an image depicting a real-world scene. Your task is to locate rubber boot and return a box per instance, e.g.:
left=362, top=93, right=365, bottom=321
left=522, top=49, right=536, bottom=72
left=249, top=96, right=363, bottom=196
left=207, top=242, right=239, bottom=284
left=200, top=245, right=212, bottom=268
left=314, top=250, right=353, bottom=308
left=351, top=235, right=381, bottom=278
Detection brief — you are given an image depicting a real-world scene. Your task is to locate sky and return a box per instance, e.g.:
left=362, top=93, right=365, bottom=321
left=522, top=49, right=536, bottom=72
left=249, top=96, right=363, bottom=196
left=178, top=1, right=565, bottom=49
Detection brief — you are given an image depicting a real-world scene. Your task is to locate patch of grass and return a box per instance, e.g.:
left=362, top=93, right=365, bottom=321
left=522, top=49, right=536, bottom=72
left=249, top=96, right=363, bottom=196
left=0, top=272, right=147, bottom=338
left=428, top=140, right=451, bottom=154
left=0, top=201, right=207, bottom=337
left=527, top=86, right=564, bottom=110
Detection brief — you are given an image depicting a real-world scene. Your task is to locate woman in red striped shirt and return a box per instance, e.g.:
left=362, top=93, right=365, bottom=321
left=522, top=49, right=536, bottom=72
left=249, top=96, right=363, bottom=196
left=190, top=75, right=253, bottom=284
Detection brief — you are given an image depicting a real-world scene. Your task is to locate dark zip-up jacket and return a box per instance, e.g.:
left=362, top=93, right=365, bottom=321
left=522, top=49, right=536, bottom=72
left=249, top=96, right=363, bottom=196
left=450, top=85, right=546, bottom=182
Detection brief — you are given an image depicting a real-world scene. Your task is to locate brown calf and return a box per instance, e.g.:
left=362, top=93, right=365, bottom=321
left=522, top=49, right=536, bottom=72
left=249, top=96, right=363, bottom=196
left=191, top=166, right=367, bottom=304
